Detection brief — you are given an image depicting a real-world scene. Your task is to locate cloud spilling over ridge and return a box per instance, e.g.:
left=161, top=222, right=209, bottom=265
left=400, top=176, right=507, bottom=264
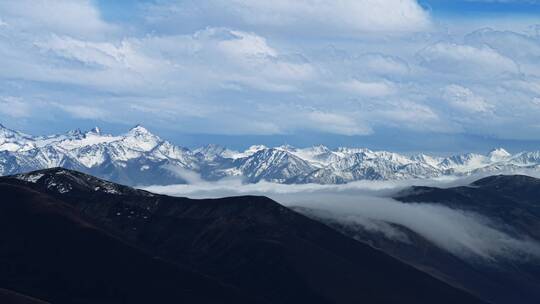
left=144, top=173, right=540, bottom=261
left=297, top=196, right=540, bottom=261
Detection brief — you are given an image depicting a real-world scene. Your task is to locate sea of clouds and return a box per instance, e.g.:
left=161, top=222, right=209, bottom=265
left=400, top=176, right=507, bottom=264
left=144, top=172, right=540, bottom=262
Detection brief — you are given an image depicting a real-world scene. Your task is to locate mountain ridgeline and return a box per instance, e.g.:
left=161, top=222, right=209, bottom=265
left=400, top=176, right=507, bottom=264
left=299, top=174, right=540, bottom=304
left=1, top=123, right=540, bottom=186
left=0, top=168, right=488, bottom=304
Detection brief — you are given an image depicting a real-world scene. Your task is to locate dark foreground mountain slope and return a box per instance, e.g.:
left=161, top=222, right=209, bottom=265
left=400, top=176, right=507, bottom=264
left=301, top=174, right=540, bottom=304
left=0, top=168, right=487, bottom=304
left=0, top=289, right=50, bottom=304
left=390, top=175, right=540, bottom=304
left=0, top=182, right=251, bottom=304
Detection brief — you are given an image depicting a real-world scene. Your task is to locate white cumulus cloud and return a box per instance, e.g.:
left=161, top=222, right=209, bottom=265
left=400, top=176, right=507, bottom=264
left=418, top=42, right=519, bottom=77
left=0, top=0, right=115, bottom=38
left=442, top=85, right=494, bottom=114
left=340, top=80, right=396, bottom=97
left=146, top=0, right=432, bottom=35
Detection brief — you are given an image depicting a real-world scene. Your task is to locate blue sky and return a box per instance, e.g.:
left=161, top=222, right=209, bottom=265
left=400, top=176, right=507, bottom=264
left=0, top=0, right=539, bottom=152
left=422, top=0, right=540, bottom=16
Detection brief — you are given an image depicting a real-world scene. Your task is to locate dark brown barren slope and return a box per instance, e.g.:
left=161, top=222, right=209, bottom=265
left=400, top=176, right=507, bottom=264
left=0, top=288, right=50, bottom=304
left=0, top=168, right=488, bottom=304
left=390, top=174, right=540, bottom=304
left=0, top=183, right=251, bottom=304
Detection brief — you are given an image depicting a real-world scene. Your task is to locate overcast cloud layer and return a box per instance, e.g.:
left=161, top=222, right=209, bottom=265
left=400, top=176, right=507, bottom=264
left=0, top=0, right=540, bottom=149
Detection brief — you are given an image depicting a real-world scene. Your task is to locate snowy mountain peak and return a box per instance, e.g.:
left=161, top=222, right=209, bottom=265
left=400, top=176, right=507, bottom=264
left=232, top=145, right=268, bottom=159
left=249, top=144, right=267, bottom=151
left=311, top=144, right=331, bottom=152
left=336, top=147, right=372, bottom=155
left=67, top=129, right=84, bottom=137
left=89, top=126, right=101, bottom=135
left=0, top=124, right=24, bottom=137
left=0, top=124, right=35, bottom=152
left=196, top=143, right=225, bottom=153
left=410, top=154, right=441, bottom=167
left=2, top=123, right=540, bottom=185
left=127, top=124, right=153, bottom=135
left=0, top=123, right=18, bottom=133
left=124, top=125, right=156, bottom=139
left=123, top=125, right=162, bottom=152
left=194, top=144, right=228, bottom=160
left=276, top=144, right=296, bottom=151
left=488, top=148, right=511, bottom=161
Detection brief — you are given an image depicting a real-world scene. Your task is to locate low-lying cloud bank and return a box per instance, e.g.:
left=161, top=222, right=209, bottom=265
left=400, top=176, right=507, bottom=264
left=144, top=173, right=540, bottom=262
left=298, top=197, right=540, bottom=261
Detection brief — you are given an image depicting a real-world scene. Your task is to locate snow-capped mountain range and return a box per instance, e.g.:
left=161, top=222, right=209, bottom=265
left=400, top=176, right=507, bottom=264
left=1, top=123, right=540, bottom=186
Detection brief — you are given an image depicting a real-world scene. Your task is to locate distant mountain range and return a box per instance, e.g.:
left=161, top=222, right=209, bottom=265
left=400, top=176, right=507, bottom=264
left=1, top=123, right=540, bottom=186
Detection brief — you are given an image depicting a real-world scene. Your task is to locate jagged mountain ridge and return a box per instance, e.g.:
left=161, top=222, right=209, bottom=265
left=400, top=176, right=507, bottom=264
left=1, top=123, right=540, bottom=186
